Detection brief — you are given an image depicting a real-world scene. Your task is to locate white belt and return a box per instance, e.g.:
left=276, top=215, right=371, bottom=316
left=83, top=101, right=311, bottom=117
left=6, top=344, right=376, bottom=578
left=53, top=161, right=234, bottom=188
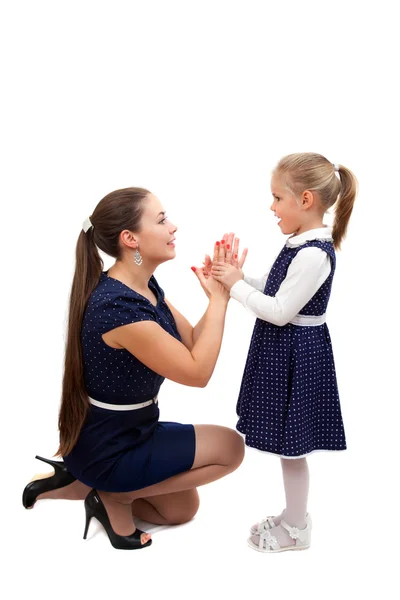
left=89, top=396, right=158, bottom=411
left=289, top=313, right=326, bottom=326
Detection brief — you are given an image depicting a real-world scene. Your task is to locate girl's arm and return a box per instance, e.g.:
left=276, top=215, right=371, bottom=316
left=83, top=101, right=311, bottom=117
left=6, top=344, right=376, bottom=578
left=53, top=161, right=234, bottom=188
left=219, top=247, right=331, bottom=326
left=243, top=271, right=270, bottom=292
left=242, top=250, right=279, bottom=291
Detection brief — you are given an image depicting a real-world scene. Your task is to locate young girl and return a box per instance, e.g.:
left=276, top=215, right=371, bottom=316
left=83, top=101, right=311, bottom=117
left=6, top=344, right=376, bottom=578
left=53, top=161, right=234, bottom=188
left=211, top=152, right=358, bottom=553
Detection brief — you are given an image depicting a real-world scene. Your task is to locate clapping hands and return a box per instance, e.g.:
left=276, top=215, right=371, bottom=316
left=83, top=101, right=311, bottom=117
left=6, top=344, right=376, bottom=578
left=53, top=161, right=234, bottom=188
left=192, top=232, right=248, bottom=294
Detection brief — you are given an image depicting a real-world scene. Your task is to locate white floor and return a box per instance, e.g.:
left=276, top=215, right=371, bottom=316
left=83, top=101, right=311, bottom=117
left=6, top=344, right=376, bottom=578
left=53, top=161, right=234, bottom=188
left=9, top=442, right=396, bottom=600
left=3, top=2, right=399, bottom=597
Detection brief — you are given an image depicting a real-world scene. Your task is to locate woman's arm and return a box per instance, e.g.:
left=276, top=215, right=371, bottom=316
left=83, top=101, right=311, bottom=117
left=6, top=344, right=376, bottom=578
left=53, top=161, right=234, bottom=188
left=164, top=299, right=207, bottom=350
left=108, top=293, right=228, bottom=388
left=169, top=233, right=247, bottom=349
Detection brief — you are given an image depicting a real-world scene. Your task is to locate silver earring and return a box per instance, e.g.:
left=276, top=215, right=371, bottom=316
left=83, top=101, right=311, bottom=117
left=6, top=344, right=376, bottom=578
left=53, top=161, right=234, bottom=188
left=134, top=248, right=143, bottom=266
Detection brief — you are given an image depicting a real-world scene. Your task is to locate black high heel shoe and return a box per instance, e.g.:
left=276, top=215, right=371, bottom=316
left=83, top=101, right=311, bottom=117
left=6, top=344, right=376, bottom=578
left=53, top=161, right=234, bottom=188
left=22, top=455, right=76, bottom=509
left=83, top=489, right=152, bottom=550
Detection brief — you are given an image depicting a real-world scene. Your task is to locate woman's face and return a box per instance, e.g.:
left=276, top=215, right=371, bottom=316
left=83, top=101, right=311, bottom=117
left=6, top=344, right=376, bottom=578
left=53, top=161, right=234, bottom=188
left=135, top=193, right=178, bottom=264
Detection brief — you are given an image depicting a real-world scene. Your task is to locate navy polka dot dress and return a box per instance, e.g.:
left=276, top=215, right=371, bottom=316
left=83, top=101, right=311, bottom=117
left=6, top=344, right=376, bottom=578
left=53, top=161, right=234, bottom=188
left=63, top=272, right=195, bottom=492
left=236, top=240, right=347, bottom=458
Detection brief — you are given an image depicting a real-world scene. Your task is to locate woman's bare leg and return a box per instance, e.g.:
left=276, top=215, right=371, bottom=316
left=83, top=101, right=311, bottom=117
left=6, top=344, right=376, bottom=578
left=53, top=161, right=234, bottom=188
left=99, top=425, right=244, bottom=537
left=28, top=474, right=90, bottom=502
left=131, top=488, right=200, bottom=525
left=29, top=425, right=243, bottom=545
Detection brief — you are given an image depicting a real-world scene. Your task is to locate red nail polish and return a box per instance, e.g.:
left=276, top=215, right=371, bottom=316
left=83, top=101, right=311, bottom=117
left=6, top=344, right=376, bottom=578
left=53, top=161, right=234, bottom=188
left=221, top=240, right=225, bottom=244
left=234, top=253, right=238, bottom=259
left=191, top=266, right=196, bottom=272
left=216, top=241, right=220, bottom=246
left=226, top=244, right=230, bottom=249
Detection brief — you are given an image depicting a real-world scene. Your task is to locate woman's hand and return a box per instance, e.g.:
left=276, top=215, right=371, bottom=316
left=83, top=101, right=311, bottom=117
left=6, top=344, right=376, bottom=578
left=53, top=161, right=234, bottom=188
left=227, top=232, right=248, bottom=270
left=211, top=233, right=248, bottom=291
left=212, top=233, right=248, bottom=290
left=203, top=232, right=248, bottom=272
left=192, top=232, right=248, bottom=295
left=192, top=240, right=230, bottom=302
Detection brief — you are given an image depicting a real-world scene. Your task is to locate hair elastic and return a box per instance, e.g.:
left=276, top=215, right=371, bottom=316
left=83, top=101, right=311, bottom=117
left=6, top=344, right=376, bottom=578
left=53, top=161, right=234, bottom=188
left=333, top=163, right=340, bottom=172
left=82, top=217, right=93, bottom=233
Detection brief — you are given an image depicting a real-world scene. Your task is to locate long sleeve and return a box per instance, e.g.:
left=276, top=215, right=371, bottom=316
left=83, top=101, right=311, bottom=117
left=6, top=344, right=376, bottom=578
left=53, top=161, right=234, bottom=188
left=243, top=251, right=280, bottom=291
left=230, top=247, right=331, bottom=326
left=243, top=272, right=270, bottom=292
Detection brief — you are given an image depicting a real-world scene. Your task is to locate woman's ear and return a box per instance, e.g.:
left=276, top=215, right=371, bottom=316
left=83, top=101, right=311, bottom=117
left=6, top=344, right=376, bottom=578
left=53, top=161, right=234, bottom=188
left=119, top=230, right=139, bottom=249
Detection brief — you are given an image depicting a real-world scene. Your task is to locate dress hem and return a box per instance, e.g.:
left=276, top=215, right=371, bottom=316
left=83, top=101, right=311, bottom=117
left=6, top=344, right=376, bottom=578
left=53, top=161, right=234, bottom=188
left=247, top=447, right=347, bottom=459
left=237, top=431, right=347, bottom=459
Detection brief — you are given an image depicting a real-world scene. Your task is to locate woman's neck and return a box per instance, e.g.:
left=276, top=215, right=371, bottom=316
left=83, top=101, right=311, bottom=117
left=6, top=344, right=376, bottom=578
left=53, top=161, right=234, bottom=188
left=107, top=260, right=155, bottom=294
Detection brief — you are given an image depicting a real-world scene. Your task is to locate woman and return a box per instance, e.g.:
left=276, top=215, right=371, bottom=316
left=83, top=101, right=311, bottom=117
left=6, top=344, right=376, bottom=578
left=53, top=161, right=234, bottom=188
left=22, top=187, right=245, bottom=550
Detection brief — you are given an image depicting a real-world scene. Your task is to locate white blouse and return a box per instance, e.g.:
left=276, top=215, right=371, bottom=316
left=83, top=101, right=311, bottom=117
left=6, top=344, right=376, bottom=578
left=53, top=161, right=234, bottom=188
left=230, top=227, right=333, bottom=327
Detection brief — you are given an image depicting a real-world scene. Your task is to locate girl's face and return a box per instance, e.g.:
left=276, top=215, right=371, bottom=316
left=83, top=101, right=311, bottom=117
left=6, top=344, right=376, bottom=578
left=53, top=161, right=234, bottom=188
left=270, top=174, right=305, bottom=235
left=135, top=193, right=178, bottom=264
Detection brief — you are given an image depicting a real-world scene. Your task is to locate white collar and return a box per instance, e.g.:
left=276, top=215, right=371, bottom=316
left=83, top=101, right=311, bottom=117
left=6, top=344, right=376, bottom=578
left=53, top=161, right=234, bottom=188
left=286, top=226, right=333, bottom=248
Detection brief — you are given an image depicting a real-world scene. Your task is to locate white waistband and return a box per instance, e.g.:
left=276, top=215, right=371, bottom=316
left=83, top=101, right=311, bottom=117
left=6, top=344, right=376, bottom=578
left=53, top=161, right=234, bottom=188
left=289, top=313, right=326, bottom=326
left=89, top=396, right=158, bottom=411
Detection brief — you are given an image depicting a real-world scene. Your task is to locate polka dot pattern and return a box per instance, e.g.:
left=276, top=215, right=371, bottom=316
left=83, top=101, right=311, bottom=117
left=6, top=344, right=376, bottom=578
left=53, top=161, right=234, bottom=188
left=62, top=272, right=196, bottom=493
left=236, top=240, right=347, bottom=457
left=81, top=272, right=181, bottom=404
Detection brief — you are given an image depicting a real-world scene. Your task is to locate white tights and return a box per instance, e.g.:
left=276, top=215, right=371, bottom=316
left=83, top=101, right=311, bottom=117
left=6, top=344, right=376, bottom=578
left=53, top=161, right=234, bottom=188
left=280, top=456, right=309, bottom=528
left=252, top=457, right=309, bottom=547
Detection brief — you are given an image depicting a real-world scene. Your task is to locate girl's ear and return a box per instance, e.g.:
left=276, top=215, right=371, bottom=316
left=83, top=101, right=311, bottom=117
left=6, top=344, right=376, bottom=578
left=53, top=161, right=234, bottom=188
left=301, top=190, right=314, bottom=210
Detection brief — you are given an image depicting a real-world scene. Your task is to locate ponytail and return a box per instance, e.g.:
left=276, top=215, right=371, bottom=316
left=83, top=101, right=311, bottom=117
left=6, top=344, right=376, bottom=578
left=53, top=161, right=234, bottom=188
left=332, top=166, right=358, bottom=250
left=57, top=228, right=103, bottom=456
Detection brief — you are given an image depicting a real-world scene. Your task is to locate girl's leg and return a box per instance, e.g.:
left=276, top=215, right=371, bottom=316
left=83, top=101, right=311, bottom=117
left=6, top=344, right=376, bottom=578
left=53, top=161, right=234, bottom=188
left=250, top=457, right=309, bottom=548
left=281, top=457, right=309, bottom=528
left=98, top=425, right=244, bottom=536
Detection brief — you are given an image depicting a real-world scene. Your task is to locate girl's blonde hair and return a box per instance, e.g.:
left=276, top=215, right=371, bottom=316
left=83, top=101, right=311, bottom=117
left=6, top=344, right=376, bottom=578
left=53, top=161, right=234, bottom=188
left=274, top=152, right=358, bottom=249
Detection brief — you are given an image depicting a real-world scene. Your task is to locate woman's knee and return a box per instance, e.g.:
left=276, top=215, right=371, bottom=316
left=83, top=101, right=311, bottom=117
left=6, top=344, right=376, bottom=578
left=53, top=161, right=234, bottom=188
left=228, top=429, right=245, bottom=468
left=193, top=424, right=244, bottom=469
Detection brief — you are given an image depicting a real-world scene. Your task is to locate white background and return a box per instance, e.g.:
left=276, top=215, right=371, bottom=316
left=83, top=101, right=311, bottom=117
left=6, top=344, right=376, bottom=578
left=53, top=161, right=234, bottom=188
left=1, top=1, right=399, bottom=598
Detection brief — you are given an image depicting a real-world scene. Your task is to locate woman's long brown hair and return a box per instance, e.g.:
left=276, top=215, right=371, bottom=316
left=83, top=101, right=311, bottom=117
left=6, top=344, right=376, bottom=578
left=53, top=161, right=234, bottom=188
left=57, top=187, right=149, bottom=456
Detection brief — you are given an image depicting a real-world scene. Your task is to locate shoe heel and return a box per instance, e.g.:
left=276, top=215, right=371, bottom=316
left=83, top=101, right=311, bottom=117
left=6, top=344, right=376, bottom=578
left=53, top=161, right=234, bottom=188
left=22, top=455, right=76, bottom=509
left=35, top=455, right=64, bottom=470
left=83, top=489, right=152, bottom=550
left=83, top=503, right=95, bottom=540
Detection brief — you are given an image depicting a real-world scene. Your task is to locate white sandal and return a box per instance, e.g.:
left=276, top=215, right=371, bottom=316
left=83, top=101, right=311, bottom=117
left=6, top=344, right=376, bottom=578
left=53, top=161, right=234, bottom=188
left=247, top=518, right=311, bottom=553
left=250, top=511, right=311, bottom=535
left=250, top=515, right=278, bottom=535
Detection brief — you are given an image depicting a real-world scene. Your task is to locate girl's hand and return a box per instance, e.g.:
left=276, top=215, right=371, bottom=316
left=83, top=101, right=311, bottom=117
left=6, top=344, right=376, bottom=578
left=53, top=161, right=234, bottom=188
left=202, top=253, right=212, bottom=277
left=211, top=262, right=244, bottom=291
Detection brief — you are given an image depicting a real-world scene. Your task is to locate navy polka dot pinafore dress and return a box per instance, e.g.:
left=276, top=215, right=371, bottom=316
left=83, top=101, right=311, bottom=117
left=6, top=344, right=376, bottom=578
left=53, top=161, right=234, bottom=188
left=236, top=239, right=347, bottom=458
left=63, top=273, right=196, bottom=492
